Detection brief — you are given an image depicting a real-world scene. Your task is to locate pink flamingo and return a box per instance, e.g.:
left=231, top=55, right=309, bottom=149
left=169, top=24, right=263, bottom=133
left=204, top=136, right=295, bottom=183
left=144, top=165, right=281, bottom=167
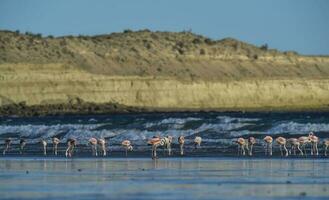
left=3, top=138, right=12, bottom=155
left=148, top=136, right=162, bottom=159
left=98, top=138, right=106, bottom=156
left=41, top=139, right=47, bottom=156
left=324, top=139, right=329, bottom=156
left=248, top=137, right=256, bottom=156
left=88, top=137, right=98, bottom=156
left=236, top=138, right=248, bottom=156
left=19, top=139, right=26, bottom=154
left=275, top=137, right=288, bottom=157
left=298, top=136, right=311, bottom=156
left=52, top=137, right=60, bottom=155
left=263, top=136, right=273, bottom=156
left=121, top=140, right=133, bottom=157
left=65, top=139, right=76, bottom=158
left=194, top=136, right=202, bottom=149
left=308, top=132, right=319, bottom=156
left=287, top=138, right=303, bottom=155
left=178, top=136, right=185, bottom=156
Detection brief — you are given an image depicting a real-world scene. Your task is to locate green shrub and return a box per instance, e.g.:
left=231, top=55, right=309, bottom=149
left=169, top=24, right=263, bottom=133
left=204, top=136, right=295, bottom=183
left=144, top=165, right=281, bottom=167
left=123, top=29, right=133, bottom=33
left=260, top=44, right=268, bottom=51
left=192, top=38, right=202, bottom=44
left=204, top=38, right=215, bottom=45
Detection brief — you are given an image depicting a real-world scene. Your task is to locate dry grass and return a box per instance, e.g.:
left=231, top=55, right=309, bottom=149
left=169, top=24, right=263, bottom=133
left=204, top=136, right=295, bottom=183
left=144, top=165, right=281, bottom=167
left=1, top=30, right=328, bottom=81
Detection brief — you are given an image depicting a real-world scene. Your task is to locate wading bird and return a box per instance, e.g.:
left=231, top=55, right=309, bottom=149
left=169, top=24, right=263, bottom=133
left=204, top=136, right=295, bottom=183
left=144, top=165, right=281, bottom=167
left=3, top=138, right=12, bottom=155
left=194, top=136, right=202, bottom=149
left=287, top=138, right=303, bottom=155
left=148, top=136, right=162, bottom=159
left=324, top=139, right=329, bottom=156
left=65, top=138, right=76, bottom=158
left=122, top=140, right=133, bottom=157
left=178, top=136, right=185, bottom=156
left=19, top=139, right=26, bottom=154
left=236, top=138, right=248, bottom=156
left=160, top=136, right=173, bottom=156
left=263, top=136, right=273, bottom=156
left=275, top=137, right=288, bottom=157
left=98, top=138, right=106, bottom=156
left=248, top=137, right=256, bottom=156
left=52, top=137, right=60, bottom=155
left=298, top=136, right=311, bottom=156
left=308, top=132, right=319, bottom=156
left=41, top=139, right=47, bottom=156
left=88, top=137, right=98, bottom=156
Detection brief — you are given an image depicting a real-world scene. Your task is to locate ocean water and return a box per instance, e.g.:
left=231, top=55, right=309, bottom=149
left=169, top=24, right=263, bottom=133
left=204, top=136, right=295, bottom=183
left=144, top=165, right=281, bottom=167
left=1, top=112, right=329, bottom=199
left=1, top=112, right=329, bottom=156
left=0, top=157, right=328, bottom=200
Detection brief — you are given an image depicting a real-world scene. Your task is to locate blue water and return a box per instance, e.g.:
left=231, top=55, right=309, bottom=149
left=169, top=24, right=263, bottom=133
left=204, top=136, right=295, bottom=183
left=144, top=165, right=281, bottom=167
left=0, top=157, right=328, bottom=200
left=0, top=112, right=329, bottom=155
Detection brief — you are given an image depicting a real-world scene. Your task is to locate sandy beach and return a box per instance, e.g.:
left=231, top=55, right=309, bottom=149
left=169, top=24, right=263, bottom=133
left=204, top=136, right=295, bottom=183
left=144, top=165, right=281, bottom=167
left=0, top=157, right=328, bottom=200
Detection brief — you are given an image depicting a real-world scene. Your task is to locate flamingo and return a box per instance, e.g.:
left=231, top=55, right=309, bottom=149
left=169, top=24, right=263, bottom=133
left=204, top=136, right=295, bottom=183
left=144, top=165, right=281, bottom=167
left=263, top=136, right=273, bottom=156
left=88, top=137, right=98, bottom=156
left=3, top=138, right=12, bottom=155
left=19, top=139, right=26, bottom=154
left=148, top=136, right=162, bottom=159
left=287, top=138, right=303, bottom=155
left=98, top=138, right=107, bottom=156
left=324, top=139, right=329, bottom=156
left=194, top=136, right=202, bottom=149
left=178, top=136, right=185, bottom=156
left=160, top=136, right=173, bottom=156
left=121, top=140, right=133, bottom=157
left=52, top=137, right=60, bottom=155
left=65, top=138, right=76, bottom=158
left=275, top=137, right=288, bottom=157
left=308, top=132, right=319, bottom=156
left=298, top=136, right=311, bottom=156
left=248, top=137, right=256, bottom=156
left=236, top=138, right=248, bottom=156
left=41, top=139, right=47, bottom=156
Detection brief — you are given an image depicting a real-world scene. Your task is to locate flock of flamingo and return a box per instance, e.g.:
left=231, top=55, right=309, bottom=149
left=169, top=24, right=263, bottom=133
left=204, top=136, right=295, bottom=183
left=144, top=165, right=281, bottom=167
left=236, top=132, right=329, bottom=157
left=2, top=132, right=329, bottom=159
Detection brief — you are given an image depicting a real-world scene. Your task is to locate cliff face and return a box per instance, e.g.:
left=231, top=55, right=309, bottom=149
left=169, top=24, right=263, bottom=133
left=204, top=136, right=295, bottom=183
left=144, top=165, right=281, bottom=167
left=1, top=30, right=329, bottom=115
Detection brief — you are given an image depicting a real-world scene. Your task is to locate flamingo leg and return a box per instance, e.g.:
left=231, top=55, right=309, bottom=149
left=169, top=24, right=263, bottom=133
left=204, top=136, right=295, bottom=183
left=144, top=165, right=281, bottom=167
left=283, top=145, right=288, bottom=157
left=242, top=145, right=245, bottom=156
left=3, top=144, right=9, bottom=155
left=180, top=144, right=184, bottom=156
left=315, top=143, right=318, bottom=156
left=249, top=145, right=253, bottom=156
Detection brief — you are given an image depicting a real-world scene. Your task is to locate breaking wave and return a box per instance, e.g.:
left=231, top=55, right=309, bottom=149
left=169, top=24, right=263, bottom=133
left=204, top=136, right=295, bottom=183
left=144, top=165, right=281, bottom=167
left=1, top=113, right=329, bottom=148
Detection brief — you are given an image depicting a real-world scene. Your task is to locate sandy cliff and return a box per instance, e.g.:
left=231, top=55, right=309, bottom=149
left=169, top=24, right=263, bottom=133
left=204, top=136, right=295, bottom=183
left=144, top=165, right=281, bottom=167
left=1, top=30, right=329, bottom=115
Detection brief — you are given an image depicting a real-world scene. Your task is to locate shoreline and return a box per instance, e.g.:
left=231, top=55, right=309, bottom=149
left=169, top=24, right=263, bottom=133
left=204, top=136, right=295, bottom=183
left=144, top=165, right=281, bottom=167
left=2, top=102, right=329, bottom=117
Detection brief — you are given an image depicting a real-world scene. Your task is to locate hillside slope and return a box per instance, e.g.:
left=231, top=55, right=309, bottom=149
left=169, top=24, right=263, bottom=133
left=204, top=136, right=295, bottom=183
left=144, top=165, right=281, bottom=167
left=1, top=30, right=329, bottom=115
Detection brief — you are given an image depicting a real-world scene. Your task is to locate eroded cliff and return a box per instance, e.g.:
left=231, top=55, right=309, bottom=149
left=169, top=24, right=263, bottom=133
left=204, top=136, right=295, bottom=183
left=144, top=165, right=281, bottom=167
left=1, top=30, right=329, bottom=115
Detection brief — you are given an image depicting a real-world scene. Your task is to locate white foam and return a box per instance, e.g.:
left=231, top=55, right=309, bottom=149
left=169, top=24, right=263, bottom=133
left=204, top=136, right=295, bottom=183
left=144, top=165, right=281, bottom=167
left=267, top=122, right=329, bottom=134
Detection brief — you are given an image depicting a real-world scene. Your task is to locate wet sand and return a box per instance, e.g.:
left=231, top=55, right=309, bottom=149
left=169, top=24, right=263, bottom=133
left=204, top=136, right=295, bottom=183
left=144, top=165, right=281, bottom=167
left=0, top=157, right=328, bottom=200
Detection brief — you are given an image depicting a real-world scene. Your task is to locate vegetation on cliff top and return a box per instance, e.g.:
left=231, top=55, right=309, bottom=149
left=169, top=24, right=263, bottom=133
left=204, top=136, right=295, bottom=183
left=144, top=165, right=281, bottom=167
left=0, top=29, right=328, bottom=80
